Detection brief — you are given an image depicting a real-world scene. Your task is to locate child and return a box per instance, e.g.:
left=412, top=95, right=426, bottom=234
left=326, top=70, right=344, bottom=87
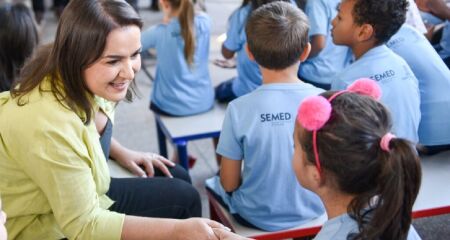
left=0, top=3, right=39, bottom=92
left=294, top=79, right=422, bottom=239
left=141, top=0, right=214, bottom=116
left=387, top=24, right=450, bottom=154
left=297, top=0, right=352, bottom=90
left=206, top=2, right=324, bottom=231
left=215, top=0, right=290, bottom=103
left=330, top=0, right=421, bottom=143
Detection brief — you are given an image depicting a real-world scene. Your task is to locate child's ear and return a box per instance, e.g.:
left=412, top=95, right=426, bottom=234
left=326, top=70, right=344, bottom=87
left=245, top=44, right=255, bottom=61
left=299, top=43, right=311, bottom=62
left=357, top=23, right=375, bottom=42
left=312, top=167, right=325, bottom=187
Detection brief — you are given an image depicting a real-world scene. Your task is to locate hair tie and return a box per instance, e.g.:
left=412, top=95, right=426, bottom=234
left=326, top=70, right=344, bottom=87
left=380, top=133, right=395, bottom=152
left=297, top=78, right=382, bottom=172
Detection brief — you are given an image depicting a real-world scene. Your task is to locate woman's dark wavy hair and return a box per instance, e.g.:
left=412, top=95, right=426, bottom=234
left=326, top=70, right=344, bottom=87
left=11, top=0, right=143, bottom=124
left=298, top=92, right=422, bottom=240
left=352, top=0, right=408, bottom=44
left=0, top=3, right=38, bottom=92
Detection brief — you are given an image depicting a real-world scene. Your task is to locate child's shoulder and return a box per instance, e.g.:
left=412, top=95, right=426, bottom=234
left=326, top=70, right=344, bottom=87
left=229, top=4, right=251, bottom=24
left=231, top=83, right=323, bottom=106
left=194, top=12, right=211, bottom=30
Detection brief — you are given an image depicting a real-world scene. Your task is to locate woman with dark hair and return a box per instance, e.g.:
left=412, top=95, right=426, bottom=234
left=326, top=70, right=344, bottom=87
left=0, top=2, right=38, bottom=92
left=0, top=0, right=225, bottom=239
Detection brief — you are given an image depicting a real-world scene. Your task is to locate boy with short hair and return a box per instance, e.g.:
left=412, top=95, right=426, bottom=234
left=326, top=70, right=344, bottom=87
left=330, top=0, right=421, bottom=143
left=298, top=0, right=352, bottom=90
left=206, top=1, right=324, bottom=231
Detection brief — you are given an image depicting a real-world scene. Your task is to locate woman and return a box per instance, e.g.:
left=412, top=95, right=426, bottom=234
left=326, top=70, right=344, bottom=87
left=0, top=0, right=225, bottom=239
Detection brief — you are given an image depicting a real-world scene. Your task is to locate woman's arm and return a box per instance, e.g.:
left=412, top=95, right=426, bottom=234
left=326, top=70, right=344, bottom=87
left=95, top=111, right=174, bottom=178
left=122, top=216, right=225, bottom=240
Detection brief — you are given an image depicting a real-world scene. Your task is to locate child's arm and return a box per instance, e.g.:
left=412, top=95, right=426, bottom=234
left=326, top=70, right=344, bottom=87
left=309, top=35, right=326, bottom=58
left=222, top=45, right=236, bottom=59
left=219, top=157, right=242, bottom=192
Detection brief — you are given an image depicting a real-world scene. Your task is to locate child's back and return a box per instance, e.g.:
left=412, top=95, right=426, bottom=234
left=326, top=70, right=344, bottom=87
left=207, top=2, right=324, bottom=231
left=387, top=24, right=450, bottom=147
left=330, top=0, right=420, bottom=143
left=298, top=0, right=352, bottom=87
left=314, top=212, right=421, bottom=240
left=141, top=12, right=214, bottom=116
left=207, top=82, right=324, bottom=231
left=331, top=45, right=420, bottom=142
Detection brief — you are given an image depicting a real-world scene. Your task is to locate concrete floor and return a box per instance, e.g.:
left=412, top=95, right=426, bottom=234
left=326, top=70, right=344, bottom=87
left=37, top=0, right=450, bottom=238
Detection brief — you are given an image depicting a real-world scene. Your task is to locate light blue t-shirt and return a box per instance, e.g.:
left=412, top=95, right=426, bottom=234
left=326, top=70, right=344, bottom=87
left=299, top=0, right=352, bottom=84
left=206, top=82, right=325, bottom=231
left=387, top=24, right=450, bottom=146
left=439, top=21, right=450, bottom=59
left=331, top=45, right=420, bottom=143
left=314, top=213, right=421, bottom=240
left=224, top=4, right=262, bottom=97
left=141, top=13, right=214, bottom=116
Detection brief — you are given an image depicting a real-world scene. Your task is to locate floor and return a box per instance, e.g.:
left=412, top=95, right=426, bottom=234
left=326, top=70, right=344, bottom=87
left=37, top=0, right=450, bottom=238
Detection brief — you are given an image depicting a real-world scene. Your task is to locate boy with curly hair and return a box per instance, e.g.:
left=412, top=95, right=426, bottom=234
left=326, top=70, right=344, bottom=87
left=330, top=0, right=421, bottom=143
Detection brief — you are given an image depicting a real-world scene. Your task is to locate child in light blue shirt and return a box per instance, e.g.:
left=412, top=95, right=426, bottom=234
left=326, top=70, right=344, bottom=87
left=330, top=0, right=420, bottom=143
left=387, top=24, right=450, bottom=153
left=294, top=80, right=422, bottom=240
left=206, top=2, right=324, bottom=231
left=215, top=0, right=293, bottom=103
left=141, top=0, right=213, bottom=116
left=298, top=0, right=352, bottom=89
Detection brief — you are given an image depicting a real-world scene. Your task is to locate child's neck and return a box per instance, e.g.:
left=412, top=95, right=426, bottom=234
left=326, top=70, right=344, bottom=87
left=318, top=189, right=354, bottom=219
left=351, top=40, right=380, bottom=60
left=260, top=63, right=300, bottom=84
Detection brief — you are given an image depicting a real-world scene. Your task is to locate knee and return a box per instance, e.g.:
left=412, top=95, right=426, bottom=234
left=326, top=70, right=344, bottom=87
left=170, top=165, right=192, bottom=183
left=172, top=180, right=202, bottom=217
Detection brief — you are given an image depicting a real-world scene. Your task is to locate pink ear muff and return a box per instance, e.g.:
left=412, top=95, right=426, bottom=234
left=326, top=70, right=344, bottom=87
left=347, top=78, right=382, bottom=100
left=297, top=96, right=332, bottom=131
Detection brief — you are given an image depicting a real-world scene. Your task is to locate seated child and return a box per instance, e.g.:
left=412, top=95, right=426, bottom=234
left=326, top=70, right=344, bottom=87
left=294, top=79, right=422, bottom=240
left=141, top=0, right=214, bottom=116
left=215, top=0, right=290, bottom=102
left=206, top=2, right=324, bottom=231
left=0, top=3, right=39, bottom=92
left=387, top=24, right=450, bottom=154
left=330, top=0, right=421, bottom=143
left=298, top=0, right=352, bottom=90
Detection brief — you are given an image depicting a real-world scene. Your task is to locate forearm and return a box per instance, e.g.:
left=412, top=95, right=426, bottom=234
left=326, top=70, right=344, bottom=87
left=308, top=35, right=325, bottom=59
left=109, top=137, right=131, bottom=161
left=428, top=0, right=450, bottom=20
left=219, top=157, right=242, bottom=192
left=121, top=216, right=179, bottom=240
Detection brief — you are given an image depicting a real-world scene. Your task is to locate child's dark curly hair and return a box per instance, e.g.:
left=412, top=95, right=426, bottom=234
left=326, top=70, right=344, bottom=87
left=352, top=0, right=408, bottom=44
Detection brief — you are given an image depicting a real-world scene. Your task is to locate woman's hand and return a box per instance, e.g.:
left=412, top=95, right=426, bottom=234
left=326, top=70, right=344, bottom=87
left=115, top=148, right=175, bottom=178
left=174, top=218, right=228, bottom=240
left=213, top=228, right=252, bottom=240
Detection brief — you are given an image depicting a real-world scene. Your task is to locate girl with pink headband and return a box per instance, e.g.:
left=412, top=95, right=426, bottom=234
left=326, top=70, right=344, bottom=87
left=293, top=79, right=423, bottom=240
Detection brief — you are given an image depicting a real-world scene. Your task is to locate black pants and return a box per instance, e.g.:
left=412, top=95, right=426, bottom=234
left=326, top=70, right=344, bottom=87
left=107, top=165, right=202, bottom=218
left=215, top=79, right=238, bottom=103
